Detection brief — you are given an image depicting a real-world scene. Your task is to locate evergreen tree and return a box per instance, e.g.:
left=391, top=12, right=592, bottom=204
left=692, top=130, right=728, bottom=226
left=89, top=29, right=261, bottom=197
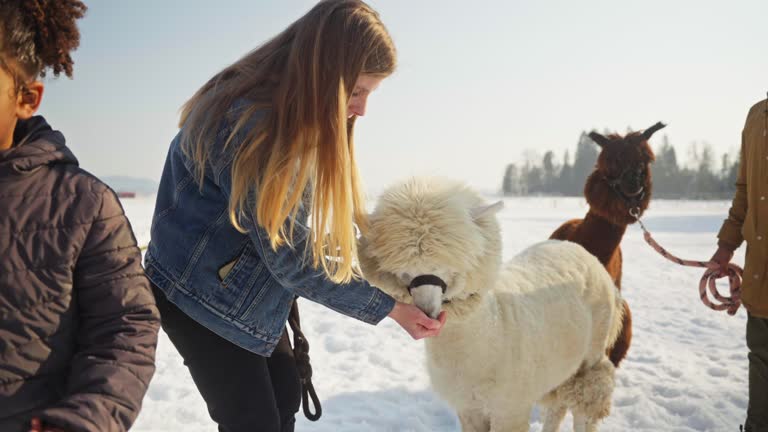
left=719, top=153, right=731, bottom=194
left=542, top=151, right=557, bottom=194
left=725, top=152, right=739, bottom=194
left=502, top=163, right=520, bottom=196
left=696, top=143, right=720, bottom=198
left=653, top=135, right=682, bottom=198
left=524, top=163, right=543, bottom=195
left=557, top=149, right=573, bottom=196
left=572, top=132, right=599, bottom=195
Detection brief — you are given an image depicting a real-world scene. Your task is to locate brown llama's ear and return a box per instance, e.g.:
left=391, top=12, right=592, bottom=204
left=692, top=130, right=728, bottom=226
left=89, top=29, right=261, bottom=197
left=641, top=122, right=667, bottom=140
left=589, top=132, right=610, bottom=148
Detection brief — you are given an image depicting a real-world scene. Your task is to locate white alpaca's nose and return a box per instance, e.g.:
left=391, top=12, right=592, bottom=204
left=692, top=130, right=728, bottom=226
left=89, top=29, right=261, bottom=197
left=410, top=285, right=443, bottom=319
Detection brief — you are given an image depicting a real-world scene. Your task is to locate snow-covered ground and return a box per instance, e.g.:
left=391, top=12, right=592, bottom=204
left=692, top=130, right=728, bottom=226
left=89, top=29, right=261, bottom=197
left=124, top=195, right=749, bottom=432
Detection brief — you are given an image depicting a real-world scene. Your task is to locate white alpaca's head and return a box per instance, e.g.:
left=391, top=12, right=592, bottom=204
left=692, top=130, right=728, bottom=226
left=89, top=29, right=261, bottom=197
left=359, top=177, right=504, bottom=319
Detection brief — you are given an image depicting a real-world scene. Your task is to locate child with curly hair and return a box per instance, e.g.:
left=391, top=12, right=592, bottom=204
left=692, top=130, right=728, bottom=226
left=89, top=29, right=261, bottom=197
left=0, top=1, right=160, bottom=431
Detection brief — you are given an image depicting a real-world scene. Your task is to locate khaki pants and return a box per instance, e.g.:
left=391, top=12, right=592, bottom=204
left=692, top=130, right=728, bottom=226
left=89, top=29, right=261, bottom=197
left=747, top=313, right=768, bottom=431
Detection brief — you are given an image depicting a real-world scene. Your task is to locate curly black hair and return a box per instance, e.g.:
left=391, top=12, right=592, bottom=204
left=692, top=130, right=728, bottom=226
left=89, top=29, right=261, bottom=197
left=0, top=0, right=87, bottom=87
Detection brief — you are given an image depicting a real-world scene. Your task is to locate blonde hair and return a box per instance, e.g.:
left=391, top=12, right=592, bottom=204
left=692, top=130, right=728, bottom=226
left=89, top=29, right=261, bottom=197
left=179, top=0, right=396, bottom=283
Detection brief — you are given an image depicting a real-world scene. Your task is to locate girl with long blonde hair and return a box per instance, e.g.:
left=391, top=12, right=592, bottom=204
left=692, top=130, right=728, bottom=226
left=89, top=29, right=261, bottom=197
left=144, top=1, right=445, bottom=430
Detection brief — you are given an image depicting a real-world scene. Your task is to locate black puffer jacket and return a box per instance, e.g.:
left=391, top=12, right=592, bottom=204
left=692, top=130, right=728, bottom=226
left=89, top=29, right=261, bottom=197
left=0, top=117, right=160, bottom=432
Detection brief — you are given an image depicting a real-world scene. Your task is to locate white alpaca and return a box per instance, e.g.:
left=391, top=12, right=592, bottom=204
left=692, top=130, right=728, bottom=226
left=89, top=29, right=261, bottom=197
left=358, top=178, right=624, bottom=432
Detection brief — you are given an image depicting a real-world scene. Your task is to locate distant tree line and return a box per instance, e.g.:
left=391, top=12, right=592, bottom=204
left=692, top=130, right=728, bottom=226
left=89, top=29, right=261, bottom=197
left=502, top=132, right=739, bottom=199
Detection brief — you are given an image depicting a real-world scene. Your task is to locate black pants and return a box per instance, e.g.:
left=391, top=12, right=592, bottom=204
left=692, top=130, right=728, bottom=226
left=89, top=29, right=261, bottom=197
left=153, top=285, right=301, bottom=432
left=747, top=313, right=768, bottom=432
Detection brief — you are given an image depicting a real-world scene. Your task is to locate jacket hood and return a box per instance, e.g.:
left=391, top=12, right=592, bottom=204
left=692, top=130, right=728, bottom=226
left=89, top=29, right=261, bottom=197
left=0, top=116, right=77, bottom=177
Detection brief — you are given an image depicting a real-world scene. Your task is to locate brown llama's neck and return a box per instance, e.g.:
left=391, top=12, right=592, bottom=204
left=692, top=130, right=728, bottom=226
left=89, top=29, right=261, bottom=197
left=574, top=211, right=627, bottom=265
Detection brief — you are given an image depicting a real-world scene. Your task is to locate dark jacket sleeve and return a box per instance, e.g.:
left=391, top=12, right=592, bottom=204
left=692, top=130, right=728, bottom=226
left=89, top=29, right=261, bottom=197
left=40, top=188, right=160, bottom=432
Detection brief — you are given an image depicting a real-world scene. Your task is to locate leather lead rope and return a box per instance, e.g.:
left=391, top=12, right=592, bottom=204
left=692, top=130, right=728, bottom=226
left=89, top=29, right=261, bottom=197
left=288, top=299, right=322, bottom=421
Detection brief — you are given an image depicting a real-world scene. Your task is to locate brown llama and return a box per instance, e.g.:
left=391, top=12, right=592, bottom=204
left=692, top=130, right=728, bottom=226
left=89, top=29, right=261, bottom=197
left=550, top=121, right=665, bottom=368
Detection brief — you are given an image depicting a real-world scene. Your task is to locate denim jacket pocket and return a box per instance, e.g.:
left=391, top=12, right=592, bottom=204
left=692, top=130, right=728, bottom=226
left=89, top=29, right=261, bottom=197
left=236, top=278, right=293, bottom=338
left=217, top=258, right=237, bottom=282
left=204, top=243, right=267, bottom=316
left=218, top=242, right=252, bottom=289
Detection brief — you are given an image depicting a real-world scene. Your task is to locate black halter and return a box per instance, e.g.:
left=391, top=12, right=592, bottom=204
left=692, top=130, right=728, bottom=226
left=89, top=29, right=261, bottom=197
left=407, top=275, right=447, bottom=295
left=603, top=164, right=646, bottom=211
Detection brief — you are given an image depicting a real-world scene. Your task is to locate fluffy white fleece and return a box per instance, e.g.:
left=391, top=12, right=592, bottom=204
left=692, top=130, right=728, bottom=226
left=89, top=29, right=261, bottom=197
left=359, top=177, right=624, bottom=432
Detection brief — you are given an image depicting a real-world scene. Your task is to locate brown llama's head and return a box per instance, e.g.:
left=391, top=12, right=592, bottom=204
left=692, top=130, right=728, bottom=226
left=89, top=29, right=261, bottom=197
left=585, top=122, right=665, bottom=225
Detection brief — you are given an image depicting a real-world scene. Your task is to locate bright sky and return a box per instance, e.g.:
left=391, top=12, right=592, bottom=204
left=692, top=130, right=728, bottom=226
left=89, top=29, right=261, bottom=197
left=40, top=0, right=767, bottom=193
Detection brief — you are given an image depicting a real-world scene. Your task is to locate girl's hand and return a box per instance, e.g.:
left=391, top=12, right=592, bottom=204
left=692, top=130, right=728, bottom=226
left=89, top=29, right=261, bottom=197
left=29, top=418, right=68, bottom=432
left=388, top=302, right=446, bottom=340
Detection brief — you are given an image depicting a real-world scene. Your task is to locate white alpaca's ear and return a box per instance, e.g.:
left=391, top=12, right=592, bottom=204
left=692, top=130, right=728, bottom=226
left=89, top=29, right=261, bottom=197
left=470, top=200, right=504, bottom=221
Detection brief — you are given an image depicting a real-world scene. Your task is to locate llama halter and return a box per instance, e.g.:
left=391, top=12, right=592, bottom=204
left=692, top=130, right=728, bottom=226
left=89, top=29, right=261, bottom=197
left=408, top=274, right=447, bottom=294
left=629, top=207, right=743, bottom=315
left=603, top=169, right=646, bottom=208
left=407, top=274, right=480, bottom=307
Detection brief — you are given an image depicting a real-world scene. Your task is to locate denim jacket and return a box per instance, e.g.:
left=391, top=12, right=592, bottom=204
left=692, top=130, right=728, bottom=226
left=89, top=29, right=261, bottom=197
left=144, top=103, right=395, bottom=356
